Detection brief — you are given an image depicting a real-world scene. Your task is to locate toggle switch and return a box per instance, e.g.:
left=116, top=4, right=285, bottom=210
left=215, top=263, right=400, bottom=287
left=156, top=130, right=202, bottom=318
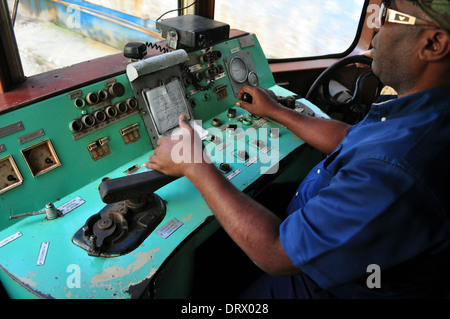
left=242, top=115, right=253, bottom=126
left=226, top=124, right=238, bottom=135
left=270, top=128, right=279, bottom=139
left=227, top=108, right=237, bottom=118
left=253, top=139, right=265, bottom=148
left=237, top=150, right=249, bottom=161
left=211, top=118, right=222, bottom=127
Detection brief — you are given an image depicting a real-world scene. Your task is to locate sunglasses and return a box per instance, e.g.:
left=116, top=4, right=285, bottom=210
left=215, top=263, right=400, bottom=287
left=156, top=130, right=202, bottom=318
left=378, top=2, right=440, bottom=28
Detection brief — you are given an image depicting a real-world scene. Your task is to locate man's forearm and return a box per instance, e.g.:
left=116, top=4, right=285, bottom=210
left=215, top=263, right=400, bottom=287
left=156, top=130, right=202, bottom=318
left=236, top=87, right=351, bottom=155
left=270, top=106, right=350, bottom=155
left=184, top=162, right=301, bottom=276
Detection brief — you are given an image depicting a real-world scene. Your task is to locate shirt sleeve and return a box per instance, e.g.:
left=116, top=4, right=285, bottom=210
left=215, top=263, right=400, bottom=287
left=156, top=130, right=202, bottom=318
left=280, top=156, right=445, bottom=290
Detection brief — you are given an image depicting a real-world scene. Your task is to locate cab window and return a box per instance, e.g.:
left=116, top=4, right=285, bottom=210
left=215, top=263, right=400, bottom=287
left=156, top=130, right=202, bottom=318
left=8, top=0, right=177, bottom=77
left=214, top=0, right=366, bottom=59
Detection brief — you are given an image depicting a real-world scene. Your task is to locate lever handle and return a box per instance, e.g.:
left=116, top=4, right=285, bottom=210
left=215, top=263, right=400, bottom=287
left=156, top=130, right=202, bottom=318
left=241, top=92, right=253, bottom=103
left=99, top=170, right=179, bottom=204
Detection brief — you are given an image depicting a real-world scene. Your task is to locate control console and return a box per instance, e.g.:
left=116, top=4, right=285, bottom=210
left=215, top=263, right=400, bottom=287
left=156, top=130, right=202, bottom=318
left=0, top=32, right=326, bottom=299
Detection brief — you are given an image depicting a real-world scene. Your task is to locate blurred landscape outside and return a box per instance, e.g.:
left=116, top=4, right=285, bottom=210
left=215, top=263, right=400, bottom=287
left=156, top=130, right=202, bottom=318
left=7, top=0, right=364, bottom=77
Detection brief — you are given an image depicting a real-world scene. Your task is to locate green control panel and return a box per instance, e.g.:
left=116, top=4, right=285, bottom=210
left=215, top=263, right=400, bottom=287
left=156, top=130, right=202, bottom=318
left=0, top=34, right=326, bottom=298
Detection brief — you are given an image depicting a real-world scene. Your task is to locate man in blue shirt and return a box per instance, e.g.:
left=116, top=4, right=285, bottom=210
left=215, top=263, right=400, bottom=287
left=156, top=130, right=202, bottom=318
left=144, top=0, right=450, bottom=298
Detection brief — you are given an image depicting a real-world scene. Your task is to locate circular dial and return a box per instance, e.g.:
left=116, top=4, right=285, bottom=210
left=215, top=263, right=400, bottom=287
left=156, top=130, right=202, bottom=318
left=229, top=56, right=248, bottom=83
left=248, top=71, right=259, bottom=87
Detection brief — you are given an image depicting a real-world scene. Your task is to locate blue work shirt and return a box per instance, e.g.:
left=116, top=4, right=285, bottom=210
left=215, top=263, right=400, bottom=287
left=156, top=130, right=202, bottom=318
left=280, top=87, right=450, bottom=298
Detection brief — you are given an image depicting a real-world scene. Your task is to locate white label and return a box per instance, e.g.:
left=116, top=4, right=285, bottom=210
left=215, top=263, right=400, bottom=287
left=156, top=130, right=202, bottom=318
left=58, top=196, right=85, bottom=216
left=36, top=241, right=49, bottom=266
left=226, top=169, right=242, bottom=181
left=0, top=231, right=22, bottom=248
left=217, top=141, right=231, bottom=152
left=261, top=145, right=274, bottom=155
left=189, top=64, right=202, bottom=72
left=244, top=156, right=259, bottom=167
left=156, top=218, right=183, bottom=239
left=230, top=47, right=240, bottom=54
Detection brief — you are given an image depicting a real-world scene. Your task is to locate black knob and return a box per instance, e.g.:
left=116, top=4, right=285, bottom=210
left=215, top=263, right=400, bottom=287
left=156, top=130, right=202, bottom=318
left=227, top=108, right=237, bottom=118
left=109, top=82, right=125, bottom=97
left=286, top=96, right=296, bottom=109
left=219, top=163, right=231, bottom=173
left=241, top=92, right=253, bottom=103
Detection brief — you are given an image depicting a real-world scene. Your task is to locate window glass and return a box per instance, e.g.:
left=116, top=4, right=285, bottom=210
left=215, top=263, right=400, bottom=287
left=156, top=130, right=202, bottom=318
left=8, top=0, right=177, bottom=76
left=214, top=0, right=365, bottom=59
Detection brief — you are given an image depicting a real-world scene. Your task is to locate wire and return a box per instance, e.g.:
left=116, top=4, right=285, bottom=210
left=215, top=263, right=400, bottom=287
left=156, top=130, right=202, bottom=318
left=184, top=65, right=215, bottom=91
left=156, top=0, right=198, bottom=22
left=146, top=42, right=171, bottom=53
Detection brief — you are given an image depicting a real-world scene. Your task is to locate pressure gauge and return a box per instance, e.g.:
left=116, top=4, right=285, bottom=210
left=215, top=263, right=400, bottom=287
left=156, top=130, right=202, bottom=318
left=248, top=71, right=259, bottom=87
left=0, top=155, right=23, bottom=194
left=229, top=56, right=248, bottom=83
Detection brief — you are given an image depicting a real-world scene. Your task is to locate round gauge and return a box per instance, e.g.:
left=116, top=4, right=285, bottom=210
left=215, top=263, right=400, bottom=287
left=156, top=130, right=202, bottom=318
left=248, top=71, right=259, bottom=87
left=229, top=56, right=248, bottom=83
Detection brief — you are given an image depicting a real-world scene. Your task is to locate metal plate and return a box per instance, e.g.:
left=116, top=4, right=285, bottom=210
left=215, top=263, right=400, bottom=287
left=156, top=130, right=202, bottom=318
left=156, top=218, right=183, bottom=239
left=0, top=122, right=24, bottom=138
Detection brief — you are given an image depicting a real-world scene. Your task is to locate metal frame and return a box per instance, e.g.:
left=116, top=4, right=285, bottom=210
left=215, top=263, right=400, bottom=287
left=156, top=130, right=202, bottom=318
left=0, top=0, right=24, bottom=93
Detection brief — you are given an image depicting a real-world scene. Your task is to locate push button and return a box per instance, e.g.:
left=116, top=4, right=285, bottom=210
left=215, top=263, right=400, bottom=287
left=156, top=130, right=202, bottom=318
left=219, top=163, right=231, bottom=173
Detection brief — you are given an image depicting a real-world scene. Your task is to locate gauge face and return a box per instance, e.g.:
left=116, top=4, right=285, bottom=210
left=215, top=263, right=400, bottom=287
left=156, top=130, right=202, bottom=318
left=229, top=56, right=248, bottom=83
left=0, top=155, right=23, bottom=194
left=21, top=140, right=61, bottom=177
left=248, top=71, right=259, bottom=87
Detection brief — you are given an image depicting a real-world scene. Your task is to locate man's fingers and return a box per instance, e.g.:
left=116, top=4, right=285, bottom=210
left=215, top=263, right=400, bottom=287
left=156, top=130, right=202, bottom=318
left=236, top=101, right=249, bottom=109
left=178, top=115, right=193, bottom=131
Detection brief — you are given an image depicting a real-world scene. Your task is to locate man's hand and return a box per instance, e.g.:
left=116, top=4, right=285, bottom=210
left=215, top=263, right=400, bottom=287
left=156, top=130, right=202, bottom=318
left=143, top=115, right=207, bottom=177
left=236, top=86, right=282, bottom=118
left=144, top=113, right=300, bottom=276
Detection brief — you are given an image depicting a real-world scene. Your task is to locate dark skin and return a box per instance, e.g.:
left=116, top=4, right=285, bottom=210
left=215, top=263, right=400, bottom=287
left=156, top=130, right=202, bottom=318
left=144, top=0, right=450, bottom=276
left=369, top=0, right=450, bottom=96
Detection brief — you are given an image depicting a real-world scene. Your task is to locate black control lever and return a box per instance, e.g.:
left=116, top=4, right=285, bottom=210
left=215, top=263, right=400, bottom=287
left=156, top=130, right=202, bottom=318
left=74, top=170, right=178, bottom=257
left=99, top=170, right=179, bottom=204
left=241, top=92, right=253, bottom=103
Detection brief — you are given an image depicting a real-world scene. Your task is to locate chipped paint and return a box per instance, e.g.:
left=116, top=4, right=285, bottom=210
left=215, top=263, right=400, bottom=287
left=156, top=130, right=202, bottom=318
left=65, top=290, right=74, bottom=299
left=90, top=247, right=160, bottom=286
left=128, top=267, right=157, bottom=289
left=182, top=213, right=192, bottom=223
left=18, top=276, right=38, bottom=288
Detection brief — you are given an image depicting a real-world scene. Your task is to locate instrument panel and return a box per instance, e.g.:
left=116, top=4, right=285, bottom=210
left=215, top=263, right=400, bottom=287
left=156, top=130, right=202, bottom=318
left=0, top=33, right=326, bottom=298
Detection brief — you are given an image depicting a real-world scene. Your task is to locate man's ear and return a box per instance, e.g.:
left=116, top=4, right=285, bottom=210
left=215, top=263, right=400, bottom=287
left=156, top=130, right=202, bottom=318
left=419, top=30, right=450, bottom=62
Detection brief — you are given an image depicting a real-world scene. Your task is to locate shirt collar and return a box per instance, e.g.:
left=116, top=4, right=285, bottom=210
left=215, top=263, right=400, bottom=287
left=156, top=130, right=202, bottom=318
left=369, top=86, right=450, bottom=121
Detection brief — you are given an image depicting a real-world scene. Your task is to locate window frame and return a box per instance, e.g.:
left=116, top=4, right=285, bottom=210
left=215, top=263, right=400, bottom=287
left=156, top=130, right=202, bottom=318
left=1, top=0, right=378, bottom=111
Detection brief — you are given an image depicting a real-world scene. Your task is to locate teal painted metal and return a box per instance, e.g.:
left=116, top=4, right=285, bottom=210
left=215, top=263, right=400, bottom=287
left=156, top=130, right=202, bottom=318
left=0, top=34, right=327, bottom=298
left=0, top=74, right=151, bottom=230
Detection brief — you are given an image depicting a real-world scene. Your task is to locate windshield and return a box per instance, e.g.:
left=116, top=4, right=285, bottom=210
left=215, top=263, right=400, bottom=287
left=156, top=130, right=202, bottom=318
left=215, top=0, right=365, bottom=59
left=8, top=0, right=177, bottom=77
left=8, top=0, right=365, bottom=77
